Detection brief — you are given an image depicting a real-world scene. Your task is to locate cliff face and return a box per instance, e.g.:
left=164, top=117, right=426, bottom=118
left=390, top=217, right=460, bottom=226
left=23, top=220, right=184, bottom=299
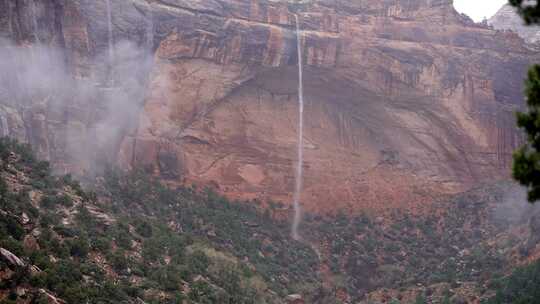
left=489, top=3, right=540, bottom=45
left=0, top=0, right=537, bottom=213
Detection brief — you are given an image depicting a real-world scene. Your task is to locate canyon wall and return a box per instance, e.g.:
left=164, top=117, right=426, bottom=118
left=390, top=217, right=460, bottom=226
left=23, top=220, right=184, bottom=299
left=489, top=2, right=540, bottom=45
left=0, top=0, right=537, bottom=213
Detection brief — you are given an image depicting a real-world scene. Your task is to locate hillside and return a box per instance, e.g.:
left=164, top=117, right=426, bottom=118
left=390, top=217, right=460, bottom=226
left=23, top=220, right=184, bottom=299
left=0, top=139, right=318, bottom=303
left=2, top=2, right=540, bottom=301
left=1, top=139, right=540, bottom=303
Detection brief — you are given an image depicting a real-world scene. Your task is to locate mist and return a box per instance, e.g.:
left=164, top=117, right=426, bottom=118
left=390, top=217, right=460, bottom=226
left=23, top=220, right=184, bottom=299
left=0, top=38, right=154, bottom=175
left=491, top=183, right=540, bottom=226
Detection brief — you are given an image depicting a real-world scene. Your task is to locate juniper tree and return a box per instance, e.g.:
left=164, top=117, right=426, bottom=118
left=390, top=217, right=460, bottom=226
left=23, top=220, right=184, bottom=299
left=511, top=0, right=540, bottom=202
left=509, top=0, right=540, bottom=24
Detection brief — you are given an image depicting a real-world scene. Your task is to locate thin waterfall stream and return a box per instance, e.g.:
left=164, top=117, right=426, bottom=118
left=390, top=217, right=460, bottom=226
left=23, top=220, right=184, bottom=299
left=131, top=6, right=155, bottom=166
left=30, top=1, right=40, bottom=44
left=105, top=0, right=115, bottom=85
left=292, top=14, right=304, bottom=241
left=146, top=8, right=154, bottom=50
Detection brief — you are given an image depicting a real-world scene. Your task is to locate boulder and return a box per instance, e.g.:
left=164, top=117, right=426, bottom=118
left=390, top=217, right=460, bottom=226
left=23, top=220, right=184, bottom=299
left=0, top=247, right=25, bottom=267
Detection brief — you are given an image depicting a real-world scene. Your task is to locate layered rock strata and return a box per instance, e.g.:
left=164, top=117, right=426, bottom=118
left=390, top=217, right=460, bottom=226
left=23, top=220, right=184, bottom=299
left=0, top=0, right=538, bottom=212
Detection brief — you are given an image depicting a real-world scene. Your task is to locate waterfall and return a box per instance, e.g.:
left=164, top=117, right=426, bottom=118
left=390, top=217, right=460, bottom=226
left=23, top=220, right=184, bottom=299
left=131, top=6, right=155, bottom=167
left=30, top=1, right=40, bottom=44
left=105, top=0, right=115, bottom=85
left=292, top=14, right=304, bottom=241
left=0, top=115, right=9, bottom=137
left=146, top=9, right=154, bottom=50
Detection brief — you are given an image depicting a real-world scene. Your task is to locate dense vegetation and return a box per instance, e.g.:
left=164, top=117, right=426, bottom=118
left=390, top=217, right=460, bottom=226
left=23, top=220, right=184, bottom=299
left=0, top=138, right=319, bottom=303
left=299, top=183, right=530, bottom=302
left=98, top=168, right=321, bottom=298
left=0, top=138, right=539, bottom=303
left=485, top=259, right=540, bottom=304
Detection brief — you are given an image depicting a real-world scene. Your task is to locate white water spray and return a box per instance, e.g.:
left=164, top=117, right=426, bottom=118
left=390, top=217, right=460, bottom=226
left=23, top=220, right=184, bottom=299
left=292, top=14, right=304, bottom=241
left=105, top=0, right=115, bottom=85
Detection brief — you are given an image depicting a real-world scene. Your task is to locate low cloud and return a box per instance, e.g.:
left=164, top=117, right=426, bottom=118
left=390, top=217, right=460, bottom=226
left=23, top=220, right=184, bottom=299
left=0, top=37, right=154, bottom=175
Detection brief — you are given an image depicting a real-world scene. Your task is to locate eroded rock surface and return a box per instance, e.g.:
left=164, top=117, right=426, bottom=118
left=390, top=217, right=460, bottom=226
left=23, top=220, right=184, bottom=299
left=0, top=0, right=538, bottom=213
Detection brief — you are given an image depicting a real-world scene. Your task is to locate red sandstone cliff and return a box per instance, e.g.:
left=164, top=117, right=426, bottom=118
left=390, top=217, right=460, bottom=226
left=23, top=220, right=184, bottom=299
left=0, top=0, right=538, bottom=213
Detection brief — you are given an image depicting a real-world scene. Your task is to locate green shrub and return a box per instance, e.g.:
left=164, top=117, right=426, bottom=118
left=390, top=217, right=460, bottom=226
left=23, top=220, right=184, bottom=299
left=91, top=237, right=111, bottom=253
left=113, top=223, right=133, bottom=250
left=189, top=281, right=217, bottom=303
left=3, top=216, right=25, bottom=240
left=187, top=251, right=210, bottom=277
left=486, top=260, right=540, bottom=303
left=69, top=237, right=90, bottom=258
left=108, top=251, right=129, bottom=272
left=135, top=219, right=153, bottom=238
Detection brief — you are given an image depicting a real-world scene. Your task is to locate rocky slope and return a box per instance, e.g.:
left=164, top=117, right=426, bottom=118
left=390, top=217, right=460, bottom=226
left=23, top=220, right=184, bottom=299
left=1, top=138, right=540, bottom=303
left=0, top=0, right=538, bottom=213
left=489, top=2, right=540, bottom=45
left=0, top=138, right=319, bottom=303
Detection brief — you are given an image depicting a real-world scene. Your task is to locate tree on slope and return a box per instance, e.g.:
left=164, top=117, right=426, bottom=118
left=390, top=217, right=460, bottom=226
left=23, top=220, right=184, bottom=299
left=510, top=0, right=540, bottom=24
left=511, top=0, right=540, bottom=202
